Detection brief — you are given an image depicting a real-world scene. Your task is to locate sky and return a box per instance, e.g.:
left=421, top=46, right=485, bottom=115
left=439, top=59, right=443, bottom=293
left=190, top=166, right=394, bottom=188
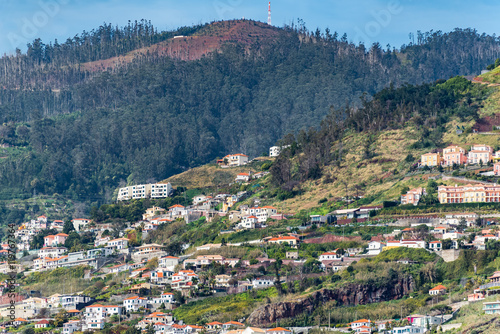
left=0, top=0, right=498, bottom=55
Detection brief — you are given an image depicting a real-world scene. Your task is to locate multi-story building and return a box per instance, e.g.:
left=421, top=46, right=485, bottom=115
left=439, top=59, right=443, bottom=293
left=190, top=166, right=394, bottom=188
left=468, top=144, right=493, bottom=164
left=269, top=145, right=290, bottom=157
left=117, top=183, right=172, bottom=201
left=151, top=292, right=175, bottom=305
left=71, top=219, right=91, bottom=232
left=240, top=206, right=277, bottom=223
left=158, top=255, right=179, bottom=269
left=442, top=145, right=467, bottom=166
left=44, top=233, right=69, bottom=247
left=420, top=153, right=442, bottom=167
left=107, top=238, right=129, bottom=250
left=401, top=187, right=426, bottom=205
left=38, top=247, right=67, bottom=259
left=438, top=183, right=500, bottom=204
left=63, top=320, right=81, bottom=334
left=483, top=301, right=500, bottom=315
left=494, top=162, right=500, bottom=175
left=123, top=296, right=148, bottom=312
left=218, top=154, right=249, bottom=167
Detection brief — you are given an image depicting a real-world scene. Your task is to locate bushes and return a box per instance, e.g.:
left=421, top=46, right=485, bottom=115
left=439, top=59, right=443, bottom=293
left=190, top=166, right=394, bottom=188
left=373, top=248, right=437, bottom=263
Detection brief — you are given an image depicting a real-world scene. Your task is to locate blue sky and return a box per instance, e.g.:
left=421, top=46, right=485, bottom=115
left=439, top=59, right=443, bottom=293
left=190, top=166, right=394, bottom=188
left=0, top=0, right=498, bottom=55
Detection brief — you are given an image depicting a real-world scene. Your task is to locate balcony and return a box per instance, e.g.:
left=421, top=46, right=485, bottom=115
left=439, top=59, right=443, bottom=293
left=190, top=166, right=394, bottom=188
left=479, top=282, right=500, bottom=289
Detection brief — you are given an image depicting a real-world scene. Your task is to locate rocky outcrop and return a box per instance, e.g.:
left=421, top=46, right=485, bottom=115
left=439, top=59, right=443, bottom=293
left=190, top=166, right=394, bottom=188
left=247, top=275, right=415, bottom=326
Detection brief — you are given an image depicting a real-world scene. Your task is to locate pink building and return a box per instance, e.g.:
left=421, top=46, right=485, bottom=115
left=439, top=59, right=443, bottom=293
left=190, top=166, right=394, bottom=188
left=442, top=145, right=467, bottom=166
left=44, top=233, right=69, bottom=247
left=494, top=162, right=500, bottom=175
left=401, top=187, right=426, bottom=205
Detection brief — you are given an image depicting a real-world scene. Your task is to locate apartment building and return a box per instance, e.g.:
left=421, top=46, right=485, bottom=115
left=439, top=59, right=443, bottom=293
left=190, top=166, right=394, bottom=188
left=442, top=145, right=467, bottom=166
left=117, top=183, right=172, bottom=201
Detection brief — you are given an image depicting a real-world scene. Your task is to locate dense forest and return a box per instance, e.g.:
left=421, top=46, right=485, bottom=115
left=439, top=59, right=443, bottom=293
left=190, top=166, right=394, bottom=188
left=0, top=19, right=499, bottom=206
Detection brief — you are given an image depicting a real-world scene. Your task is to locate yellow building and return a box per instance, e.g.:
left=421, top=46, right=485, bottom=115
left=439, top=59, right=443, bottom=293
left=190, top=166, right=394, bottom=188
left=421, top=153, right=442, bottom=167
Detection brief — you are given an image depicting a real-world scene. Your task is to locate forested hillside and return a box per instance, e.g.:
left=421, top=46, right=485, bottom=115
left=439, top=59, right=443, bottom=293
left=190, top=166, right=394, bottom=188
left=0, top=19, right=499, bottom=205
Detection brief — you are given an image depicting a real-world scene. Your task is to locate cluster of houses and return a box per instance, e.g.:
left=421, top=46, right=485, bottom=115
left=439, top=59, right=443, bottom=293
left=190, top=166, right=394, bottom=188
left=348, top=311, right=452, bottom=334
left=420, top=144, right=500, bottom=167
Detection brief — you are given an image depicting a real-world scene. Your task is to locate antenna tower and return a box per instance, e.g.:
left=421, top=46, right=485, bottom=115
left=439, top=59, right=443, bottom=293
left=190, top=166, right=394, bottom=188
left=267, top=2, right=271, bottom=25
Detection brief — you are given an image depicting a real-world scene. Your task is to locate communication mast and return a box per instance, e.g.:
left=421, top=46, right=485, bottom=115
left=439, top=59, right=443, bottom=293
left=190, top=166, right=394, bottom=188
left=267, top=2, right=271, bottom=25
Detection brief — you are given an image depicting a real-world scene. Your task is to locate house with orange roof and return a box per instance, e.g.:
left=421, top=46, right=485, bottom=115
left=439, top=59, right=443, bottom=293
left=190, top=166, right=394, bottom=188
left=159, top=255, right=179, bottom=269
left=222, top=321, right=245, bottom=330
left=238, top=215, right=259, bottom=229
left=429, top=284, right=447, bottom=295
left=318, top=249, right=342, bottom=261
left=123, top=296, right=148, bottom=311
left=186, top=325, right=204, bottom=333
left=63, top=319, right=81, bottom=334
left=218, top=153, right=249, bottom=167
left=267, top=327, right=292, bottom=334
left=150, top=269, right=174, bottom=284
left=205, top=321, right=223, bottom=330
left=152, top=292, right=175, bottom=305
left=268, top=236, right=300, bottom=247
left=428, top=241, right=442, bottom=251
left=12, top=318, right=28, bottom=326
left=143, top=311, right=173, bottom=324
left=350, top=319, right=371, bottom=332
left=235, top=172, right=252, bottom=182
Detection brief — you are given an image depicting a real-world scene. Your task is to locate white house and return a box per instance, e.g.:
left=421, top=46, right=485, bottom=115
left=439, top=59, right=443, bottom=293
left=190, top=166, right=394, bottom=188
left=428, top=241, right=442, bottom=251
left=72, top=219, right=91, bottom=232
left=159, top=255, right=179, bottom=269
left=269, top=145, right=290, bottom=157
left=220, top=154, right=249, bottom=167
left=318, top=250, right=342, bottom=261
left=63, top=320, right=81, bottom=334
left=239, top=215, right=258, bottom=229
left=123, top=296, right=148, bottom=311
left=152, top=292, right=175, bottom=305
left=252, top=278, right=274, bottom=289
left=108, top=238, right=129, bottom=250
left=367, top=241, right=385, bottom=255
left=235, top=173, right=252, bottom=182
left=38, top=246, right=67, bottom=259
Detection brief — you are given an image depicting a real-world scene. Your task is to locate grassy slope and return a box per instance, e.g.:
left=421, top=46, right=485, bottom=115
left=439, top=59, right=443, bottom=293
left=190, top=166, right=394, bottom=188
left=480, top=65, right=500, bottom=84
left=165, top=162, right=264, bottom=189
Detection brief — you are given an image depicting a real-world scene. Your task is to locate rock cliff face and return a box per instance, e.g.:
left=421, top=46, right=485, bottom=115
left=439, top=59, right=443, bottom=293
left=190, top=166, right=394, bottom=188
left=247, top=275, right=415, bottom=326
